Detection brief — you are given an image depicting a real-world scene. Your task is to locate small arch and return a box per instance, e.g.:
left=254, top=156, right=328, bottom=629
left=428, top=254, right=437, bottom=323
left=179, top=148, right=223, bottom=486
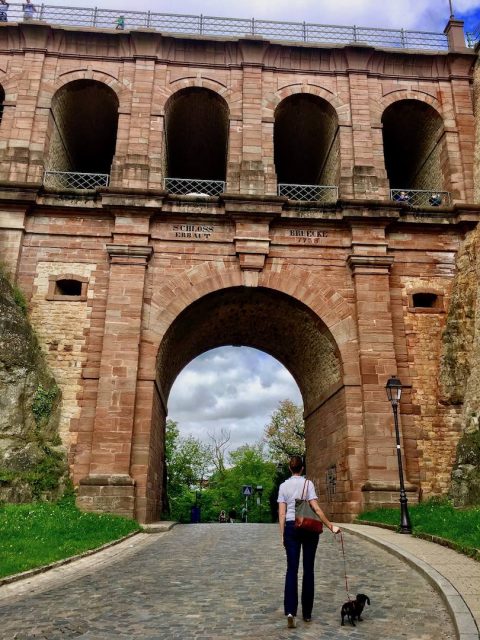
left=45, top=79, right=119, bottom=177
left=381, top=99, right=448, bottom=193
left=274, top=93, right=340, bottom=187
left=408, top=289, right=444, bottom=313
left=46, top=274, right=89, bottom=301
left=164, top=87, right=229, bottom=182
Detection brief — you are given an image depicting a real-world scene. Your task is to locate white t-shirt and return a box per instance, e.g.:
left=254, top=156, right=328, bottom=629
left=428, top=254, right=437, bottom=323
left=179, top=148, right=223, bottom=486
left=277, top=476, right=317, bottom=521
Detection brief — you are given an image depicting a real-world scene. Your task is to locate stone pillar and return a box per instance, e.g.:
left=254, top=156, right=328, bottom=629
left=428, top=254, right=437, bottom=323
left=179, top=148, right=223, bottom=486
left=77, top=242, right=153, bottom=518
left=444, top=18, right=468, bottom=53
left=0, top=204, right=32, bottom=278
left=348, top=221, right=416, bottom=508
left=345, top=47, right=387, bottom=199
left=237, top=39, right=272, bottom=195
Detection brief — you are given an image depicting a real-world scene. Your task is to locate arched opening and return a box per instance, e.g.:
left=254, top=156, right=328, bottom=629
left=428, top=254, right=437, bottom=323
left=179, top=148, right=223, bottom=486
left=168, top=345, right=303, bottom=522
left=138, top=286, right=353, bottom=523
left=45, top=80, right=119, bottom=189
left=164, top=87, right=229, bottom=195
left=382, top=100, right=449, bottom=206
left=274, top=94, right=339, bottom=202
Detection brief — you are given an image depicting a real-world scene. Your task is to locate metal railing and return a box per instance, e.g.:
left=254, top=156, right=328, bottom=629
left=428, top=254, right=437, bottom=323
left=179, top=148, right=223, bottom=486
left=164, top=177, right=225, bottom=196
left=0, top=4, right=449, bottom=51
left=43, top=170, right=110, bottom=190
left=278, top=183, right=339, bottom=203
left=390, top=189, right=451, bottom=207
left=466, top=23, right=480, bottom=47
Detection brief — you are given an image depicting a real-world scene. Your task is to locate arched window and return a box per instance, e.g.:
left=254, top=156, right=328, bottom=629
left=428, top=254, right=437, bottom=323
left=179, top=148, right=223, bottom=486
left=45, top=80, right=119, bottom=189
left=382, top=100, right=449, bottom=206
left=164, top=88, right=229, bottom=196
left=274, top=94, right=339, bottom=202
left=47, top=274, right=88, bottom=301
left=408, top=291, right=444, bottom=313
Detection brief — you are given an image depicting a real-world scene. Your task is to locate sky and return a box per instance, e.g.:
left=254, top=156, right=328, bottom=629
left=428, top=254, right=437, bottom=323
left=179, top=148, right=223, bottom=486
left=50, top=0, right=480, bottom=32
left=168, top=347, right=302, bottom=452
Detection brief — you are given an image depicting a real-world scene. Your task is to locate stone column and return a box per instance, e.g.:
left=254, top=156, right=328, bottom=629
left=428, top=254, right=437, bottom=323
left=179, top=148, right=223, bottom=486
left=77, top=243, right=153, bottom=518
left=345, top=47, right=388, bottom=199
left=348, top=221, right=416, bottom=508
left=237, top=39, right=273, bottom=195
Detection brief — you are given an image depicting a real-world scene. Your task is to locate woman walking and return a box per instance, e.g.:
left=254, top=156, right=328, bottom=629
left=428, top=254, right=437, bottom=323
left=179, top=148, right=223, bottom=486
left=278, top=455, right=340, bottom=629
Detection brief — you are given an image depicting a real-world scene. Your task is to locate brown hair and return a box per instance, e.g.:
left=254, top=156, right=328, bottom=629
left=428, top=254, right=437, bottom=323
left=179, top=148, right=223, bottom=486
left=289, top=455, right=304, bottom=474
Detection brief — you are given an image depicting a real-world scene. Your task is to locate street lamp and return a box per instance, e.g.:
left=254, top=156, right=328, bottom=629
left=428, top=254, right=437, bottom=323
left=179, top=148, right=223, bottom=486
left=385, top=375, right=412, bottom=534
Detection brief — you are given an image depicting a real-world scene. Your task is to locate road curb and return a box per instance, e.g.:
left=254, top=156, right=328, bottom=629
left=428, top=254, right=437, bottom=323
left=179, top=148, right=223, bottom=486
left=342, top=524, right=479, bottom=640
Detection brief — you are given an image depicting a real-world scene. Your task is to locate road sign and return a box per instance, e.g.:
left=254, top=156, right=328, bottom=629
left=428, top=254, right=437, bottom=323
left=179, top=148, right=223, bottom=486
left=242, top=485, right=253, bottom=496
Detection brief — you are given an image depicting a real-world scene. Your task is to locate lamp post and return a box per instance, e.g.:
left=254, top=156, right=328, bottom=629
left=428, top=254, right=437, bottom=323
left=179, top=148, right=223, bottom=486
left=385, top=375, right=412, bottom=534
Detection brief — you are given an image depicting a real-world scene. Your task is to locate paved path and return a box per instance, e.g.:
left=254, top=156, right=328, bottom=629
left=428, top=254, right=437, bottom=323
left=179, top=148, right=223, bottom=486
left=342, top=524, right=480, bottom=640
left=0, top=524, right=459, bottom=640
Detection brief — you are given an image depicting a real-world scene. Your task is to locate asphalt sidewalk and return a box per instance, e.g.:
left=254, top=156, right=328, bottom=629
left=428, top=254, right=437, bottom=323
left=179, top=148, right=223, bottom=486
left=341, top=523, right=480, bottom=640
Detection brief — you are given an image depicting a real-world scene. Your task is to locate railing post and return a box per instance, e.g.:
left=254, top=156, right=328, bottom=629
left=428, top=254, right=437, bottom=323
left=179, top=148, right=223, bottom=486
left=400, top=28, right=406, bottom=48
left=353, top=25, right=357, bottom=42
left=147, top=11, right=151, bottom=27
left=303, top=21, right=306, bottom=41
left=39, top=3, right=44, bottom=20
left=252, top=17, right=255, bottom=36
left=199, top=14, right=203, bottom=34
left=92, top=7, right=97, bottom=27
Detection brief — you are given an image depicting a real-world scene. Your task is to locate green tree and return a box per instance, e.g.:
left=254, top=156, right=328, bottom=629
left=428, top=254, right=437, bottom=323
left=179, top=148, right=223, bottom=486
left=165, top=419, right=213, bottom=521
left=264, top=399, right=305, bottom=464
left=204, top=443, right=277, bottom=523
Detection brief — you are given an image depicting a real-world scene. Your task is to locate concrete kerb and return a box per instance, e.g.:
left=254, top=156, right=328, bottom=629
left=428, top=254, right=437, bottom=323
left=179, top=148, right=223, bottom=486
left=341, top=524, right=479, bottom=640
left=0, top=522, right=176, bottom=588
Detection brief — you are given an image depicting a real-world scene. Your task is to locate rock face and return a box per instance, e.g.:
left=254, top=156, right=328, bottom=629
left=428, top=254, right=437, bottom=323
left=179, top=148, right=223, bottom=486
left=0, top=269, right=66, bottom=502
left=440, top=228, right=480, bottom=506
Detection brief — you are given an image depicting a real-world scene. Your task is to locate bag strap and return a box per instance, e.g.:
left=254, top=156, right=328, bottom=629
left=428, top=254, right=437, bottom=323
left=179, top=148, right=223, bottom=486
left=301, top=478, right=309, bottom=500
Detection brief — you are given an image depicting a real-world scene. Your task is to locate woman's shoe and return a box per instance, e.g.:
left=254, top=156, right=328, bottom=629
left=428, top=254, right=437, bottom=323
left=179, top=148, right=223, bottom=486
left=287, top=614, right=296, bottom=628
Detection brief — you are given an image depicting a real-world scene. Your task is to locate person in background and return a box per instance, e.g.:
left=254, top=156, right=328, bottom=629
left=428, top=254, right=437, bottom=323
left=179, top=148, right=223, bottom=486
left=429, top=192, right=442, bottom=206
left=278, top=455, right=341, bottom=629
left=0, top=0, right=9, bottom=22
left=115, top=15, right=125, bottom=30
left=22, top=1, right=36, bottom=21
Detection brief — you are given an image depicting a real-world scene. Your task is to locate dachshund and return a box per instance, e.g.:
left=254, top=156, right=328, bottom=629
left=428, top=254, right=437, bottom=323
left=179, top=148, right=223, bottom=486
left=341, top=593, right=371, bottom=626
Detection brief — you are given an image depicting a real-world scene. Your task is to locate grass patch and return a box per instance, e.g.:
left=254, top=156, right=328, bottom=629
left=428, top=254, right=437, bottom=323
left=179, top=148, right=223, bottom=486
left=358, top=499, right=480, bottom=558
left=0, top=496, right=141, bottom=579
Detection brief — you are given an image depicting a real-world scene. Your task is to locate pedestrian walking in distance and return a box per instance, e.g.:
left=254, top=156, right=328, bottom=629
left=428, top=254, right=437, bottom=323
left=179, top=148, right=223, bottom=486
left=0, top=0, right=9, bottom=22
left=278, top=455, right=341, bottom=629
left=22, top=1, right=35, bottom=20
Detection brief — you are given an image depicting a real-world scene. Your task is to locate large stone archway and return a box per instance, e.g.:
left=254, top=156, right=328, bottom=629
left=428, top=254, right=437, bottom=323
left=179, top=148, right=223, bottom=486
left=146, top=285, right=351, bottom=524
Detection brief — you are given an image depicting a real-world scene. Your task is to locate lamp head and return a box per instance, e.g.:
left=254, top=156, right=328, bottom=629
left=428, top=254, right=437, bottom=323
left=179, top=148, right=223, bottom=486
left=386, top=375, right=403, bottom=406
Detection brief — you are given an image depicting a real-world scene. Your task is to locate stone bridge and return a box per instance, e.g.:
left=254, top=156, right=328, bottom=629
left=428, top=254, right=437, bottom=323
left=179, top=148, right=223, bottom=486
left=0, top=15, right=478, bottom=522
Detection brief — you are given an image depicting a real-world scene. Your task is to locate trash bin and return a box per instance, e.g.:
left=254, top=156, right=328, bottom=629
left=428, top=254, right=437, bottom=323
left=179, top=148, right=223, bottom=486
left=190, top=505, right=201, bottom=523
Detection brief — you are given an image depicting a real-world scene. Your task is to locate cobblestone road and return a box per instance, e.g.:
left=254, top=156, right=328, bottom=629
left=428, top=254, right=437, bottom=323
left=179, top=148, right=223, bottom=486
left=0, top=524, right=455, bottom=639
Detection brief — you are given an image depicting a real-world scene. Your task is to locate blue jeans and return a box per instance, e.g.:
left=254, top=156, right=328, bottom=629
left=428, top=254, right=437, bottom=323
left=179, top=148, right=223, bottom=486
left=283, top=521, right=319, bottom=618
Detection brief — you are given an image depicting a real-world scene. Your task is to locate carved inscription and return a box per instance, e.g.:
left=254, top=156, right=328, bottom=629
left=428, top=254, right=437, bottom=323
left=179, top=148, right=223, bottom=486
left=172, top=224, right=214, bottom=239
left=289, top=229, right=329, bottom=244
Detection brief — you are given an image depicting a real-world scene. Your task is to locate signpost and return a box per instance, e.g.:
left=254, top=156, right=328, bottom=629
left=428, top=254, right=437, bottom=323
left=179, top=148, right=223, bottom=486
left=242, top=485, right=252, bottom=522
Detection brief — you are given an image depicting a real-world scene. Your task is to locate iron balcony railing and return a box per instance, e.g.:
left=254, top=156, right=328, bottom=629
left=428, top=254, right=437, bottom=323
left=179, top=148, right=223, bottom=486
left=165, top=178, right=225, bottom=196
left=466, top=23, right=480, bottom=47
left=278, top=183, right=339, bottom=203
left=0, top=4, right=449, bottom=51
left=390, top=189, right=451, bottom=207
left=43, top=170, right=110, bottom=190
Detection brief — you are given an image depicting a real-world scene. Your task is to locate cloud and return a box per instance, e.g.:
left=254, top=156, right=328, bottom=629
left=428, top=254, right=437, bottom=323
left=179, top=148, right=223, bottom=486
left=168, top=347, right=303, bottom=451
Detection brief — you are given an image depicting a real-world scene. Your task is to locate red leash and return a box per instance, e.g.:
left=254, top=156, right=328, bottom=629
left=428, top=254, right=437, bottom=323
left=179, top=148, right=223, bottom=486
left=336, top=531, right=353, bottom=601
